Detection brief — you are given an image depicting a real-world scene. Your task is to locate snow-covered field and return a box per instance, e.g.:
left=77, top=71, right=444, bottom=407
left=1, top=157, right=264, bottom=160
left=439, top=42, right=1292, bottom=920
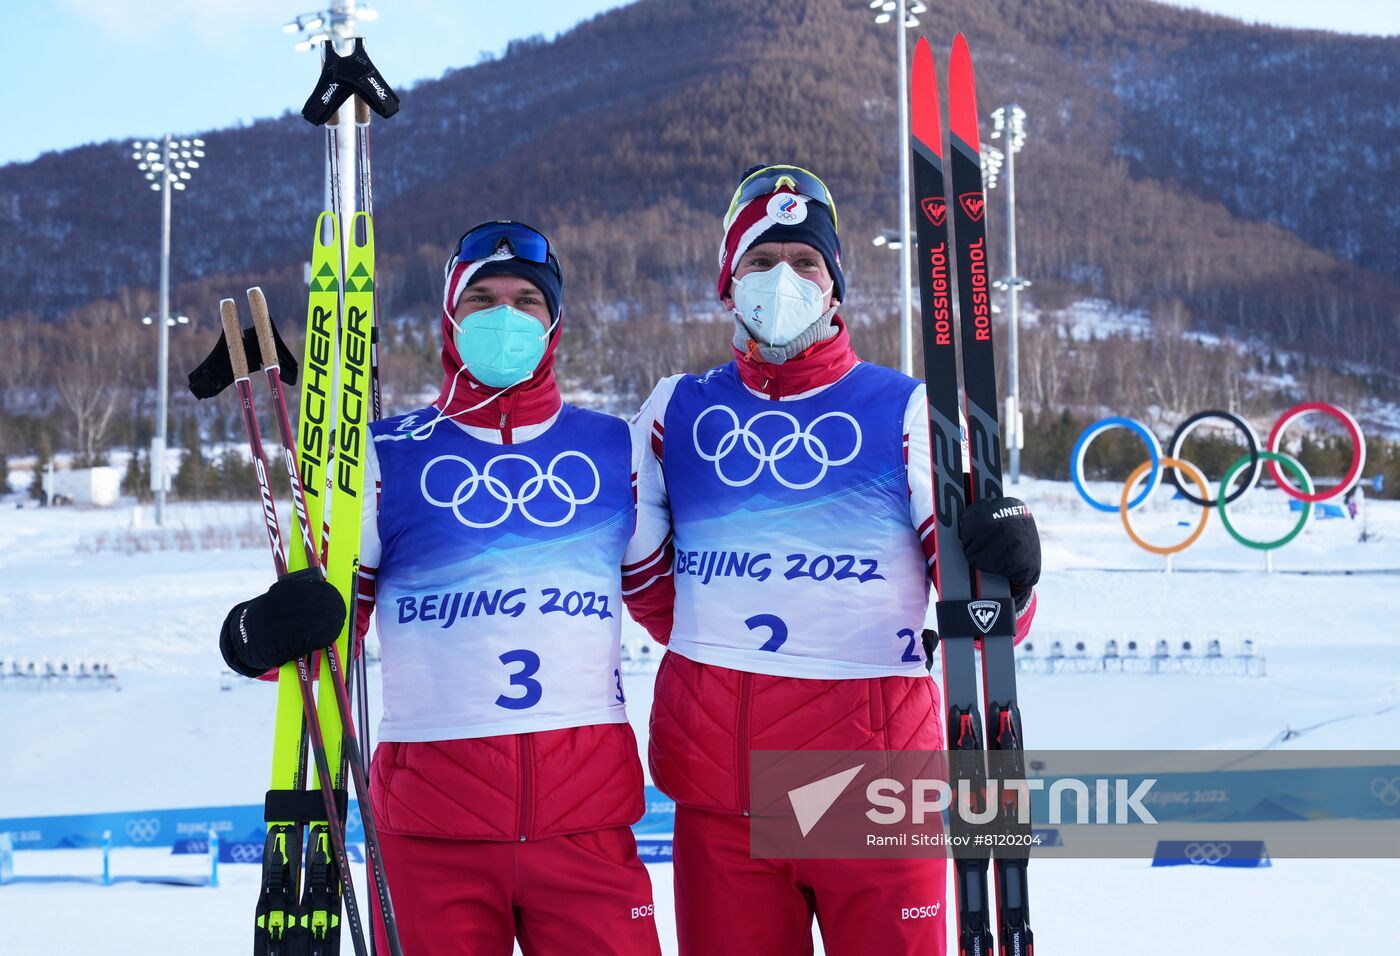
left=2, top=479, right=1398, bottom=953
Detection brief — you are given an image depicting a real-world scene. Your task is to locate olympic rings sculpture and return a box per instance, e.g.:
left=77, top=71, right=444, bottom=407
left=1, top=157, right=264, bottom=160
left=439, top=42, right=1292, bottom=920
left=1073, top=403, right=1365, bottom=554
left=420, top=451, right=601, bottom=529
left=692, top=405, right=863, bottom=490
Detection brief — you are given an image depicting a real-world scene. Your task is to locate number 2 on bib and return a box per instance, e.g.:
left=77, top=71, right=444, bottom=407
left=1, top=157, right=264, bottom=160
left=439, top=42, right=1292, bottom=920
left=746, top=613, right=789, bottom=652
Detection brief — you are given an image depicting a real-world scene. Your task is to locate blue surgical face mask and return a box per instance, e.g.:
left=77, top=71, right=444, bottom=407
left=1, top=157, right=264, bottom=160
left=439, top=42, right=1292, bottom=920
left=453, top=303, right=554, bottom=388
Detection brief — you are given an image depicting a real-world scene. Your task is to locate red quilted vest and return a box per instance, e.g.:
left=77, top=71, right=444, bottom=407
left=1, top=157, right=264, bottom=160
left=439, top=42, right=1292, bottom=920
left=370, top=722, right=644, bottom=841
left=648, top=653, right=943, bottom=815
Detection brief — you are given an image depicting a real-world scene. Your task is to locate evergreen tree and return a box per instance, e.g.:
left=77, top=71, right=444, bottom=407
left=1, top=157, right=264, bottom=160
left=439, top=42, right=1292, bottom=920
left=29, top=442, right=50, bottom=503
left=173, top=418, right=211, bottom=500
left=123, top=449, right=151, bottom=501
left=216, top=448, right=255, bottom=500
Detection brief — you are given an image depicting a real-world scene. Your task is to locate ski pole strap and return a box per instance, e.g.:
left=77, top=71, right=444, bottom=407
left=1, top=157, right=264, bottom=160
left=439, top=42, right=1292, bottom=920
left=266, top=787, right=349, bottom=824
left=188, top=322, right=299, bottom=399
left=301, top=38, right=400, bottom=125
left=935, top=596, right=1015, bottom=643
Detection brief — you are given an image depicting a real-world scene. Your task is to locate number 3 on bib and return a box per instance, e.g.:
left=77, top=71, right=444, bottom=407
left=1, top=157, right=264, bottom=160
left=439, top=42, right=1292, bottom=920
left=496, top=649, right=543, bottom=710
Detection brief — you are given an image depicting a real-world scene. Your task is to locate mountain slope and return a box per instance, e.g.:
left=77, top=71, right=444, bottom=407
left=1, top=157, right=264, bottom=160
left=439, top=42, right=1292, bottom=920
left=1, top=0, right=1397, bottom=397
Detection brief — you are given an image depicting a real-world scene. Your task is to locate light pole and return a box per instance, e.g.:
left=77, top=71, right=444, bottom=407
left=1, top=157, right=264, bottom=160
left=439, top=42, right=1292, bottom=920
left=132, top=135, right=205, bottom=524
left=870, top=0, right=927, bottom=376
left=990, top=105, right=1028, bottom=484
left=284, top=3, right=380, bottom=249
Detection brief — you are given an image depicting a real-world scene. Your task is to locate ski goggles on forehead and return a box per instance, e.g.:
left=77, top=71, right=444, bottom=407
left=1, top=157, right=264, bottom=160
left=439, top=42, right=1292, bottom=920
left=453, top=220, right=553, bottom=265
left=724, top=165, right=838, bottom=230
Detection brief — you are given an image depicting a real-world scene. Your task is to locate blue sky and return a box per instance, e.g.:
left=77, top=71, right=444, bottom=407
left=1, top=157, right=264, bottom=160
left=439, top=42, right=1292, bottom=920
left=8, top=0, right=1397, bottom=167
left=8, top=0, right=630, bottom=165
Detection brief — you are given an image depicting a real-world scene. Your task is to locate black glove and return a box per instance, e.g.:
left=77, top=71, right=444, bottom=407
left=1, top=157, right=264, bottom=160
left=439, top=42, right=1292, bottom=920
left=220, top=568, right=347, bottom=678
left=959, top=496, right=1040, bottom=608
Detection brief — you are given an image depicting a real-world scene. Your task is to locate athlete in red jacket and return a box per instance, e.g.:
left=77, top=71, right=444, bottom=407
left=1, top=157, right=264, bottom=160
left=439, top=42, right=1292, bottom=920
left=222, top=221, right=663, bottom=955
left=626, top=167, right=1041, bottom=954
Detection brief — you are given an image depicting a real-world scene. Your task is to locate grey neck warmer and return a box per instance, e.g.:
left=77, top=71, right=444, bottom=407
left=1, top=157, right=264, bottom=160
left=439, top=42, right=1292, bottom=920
left=732, top=305, right=841, bottom=365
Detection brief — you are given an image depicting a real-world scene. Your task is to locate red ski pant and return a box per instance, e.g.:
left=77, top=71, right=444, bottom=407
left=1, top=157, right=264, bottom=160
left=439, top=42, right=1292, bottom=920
left=374, top=825, right=662, bottom=956
left=672, top=805, right=947, bottom=955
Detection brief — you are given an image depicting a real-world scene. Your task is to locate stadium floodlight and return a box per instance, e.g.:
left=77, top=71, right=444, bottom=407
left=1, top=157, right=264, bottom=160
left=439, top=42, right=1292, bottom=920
left=981, top=143, right=1005, bottom=191
left=127, top=133, right=207, bottom=525
left=285, top=2, right=378, bottom=52
left=872, top=228, right=902, bottom=250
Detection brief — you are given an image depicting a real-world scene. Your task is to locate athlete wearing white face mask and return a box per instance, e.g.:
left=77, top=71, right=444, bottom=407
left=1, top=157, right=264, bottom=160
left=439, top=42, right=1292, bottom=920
left=730, top=260, right=837, bottom=354
left=627, top=165, right=1043, bottom=955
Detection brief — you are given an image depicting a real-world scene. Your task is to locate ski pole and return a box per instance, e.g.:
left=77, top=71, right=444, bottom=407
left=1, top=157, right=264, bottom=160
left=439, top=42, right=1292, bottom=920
left=353, top=91, right=378, bottom=782
left=354, top=95, right=383, bottom=425
left=247, top=289, right=403, bottom=956
left=220, top=297, right=371, bottom=956
left=352, top=92, right=385, bottom=955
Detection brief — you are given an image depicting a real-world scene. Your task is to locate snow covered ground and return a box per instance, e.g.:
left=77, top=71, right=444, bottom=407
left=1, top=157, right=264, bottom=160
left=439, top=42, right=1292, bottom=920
left=2, top=479, right=1398, bottom=953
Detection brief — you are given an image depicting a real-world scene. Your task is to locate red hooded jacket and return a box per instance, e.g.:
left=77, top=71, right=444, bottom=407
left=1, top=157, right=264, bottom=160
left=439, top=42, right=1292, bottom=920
left=364, top=259, right=644, bottom=842
left=639, top=328, right=1036, bottom=815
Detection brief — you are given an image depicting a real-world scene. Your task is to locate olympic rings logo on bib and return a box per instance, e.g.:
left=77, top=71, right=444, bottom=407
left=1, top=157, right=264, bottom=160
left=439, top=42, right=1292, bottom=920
left=692, top=405, right=862, bottom=490
left=420, top=451, right=601, bottom=529
left=1072, top=402, right=1366, bottom=554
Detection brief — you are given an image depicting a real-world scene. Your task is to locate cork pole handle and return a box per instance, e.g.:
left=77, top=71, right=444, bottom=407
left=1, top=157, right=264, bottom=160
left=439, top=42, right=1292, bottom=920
left=219, top=298, right=250, bottom=380
left=246, top=287, right=278, bottom=373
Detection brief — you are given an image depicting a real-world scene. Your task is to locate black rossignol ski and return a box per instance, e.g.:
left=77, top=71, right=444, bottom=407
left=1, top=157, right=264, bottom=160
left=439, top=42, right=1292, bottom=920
left=911, top=34, right=1032, bottom=956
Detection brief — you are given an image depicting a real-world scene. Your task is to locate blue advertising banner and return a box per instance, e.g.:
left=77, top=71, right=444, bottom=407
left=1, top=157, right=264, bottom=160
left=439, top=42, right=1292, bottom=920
left=1, top=787, right=678, bottom=852
left=1151, top=840, right=1271, bottom=868
left=635, top=839, right=674, bottom=864
left=1032, top=765, right=1400, bottom=825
